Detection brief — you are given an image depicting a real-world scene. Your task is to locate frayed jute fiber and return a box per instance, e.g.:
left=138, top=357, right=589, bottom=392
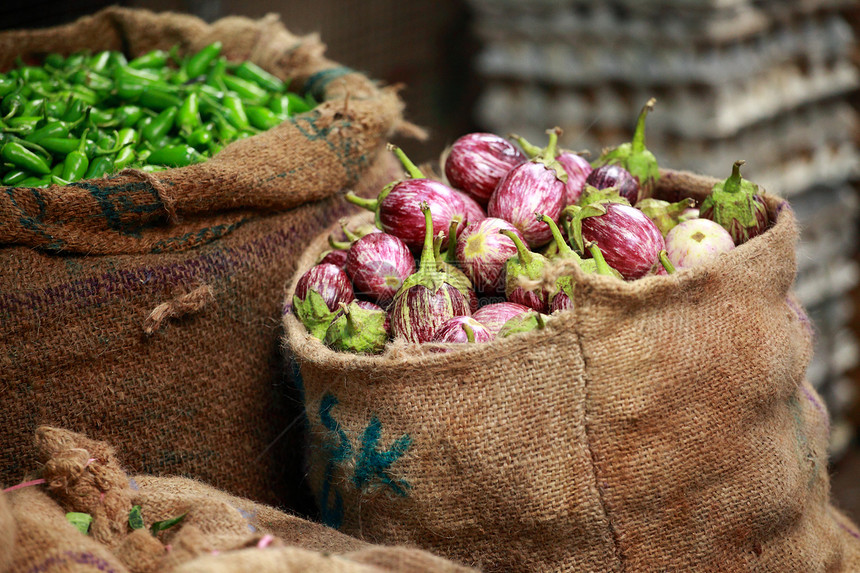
left=0, top=7, right=412, bottom=509
left=0, top=427, right=475, bottom=573
left=283, top=169, right=860, bottom=572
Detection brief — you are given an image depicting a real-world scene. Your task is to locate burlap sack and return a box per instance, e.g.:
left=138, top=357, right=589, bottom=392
left=0, top=426, right=476, bottom=573
left=0, top=7, right=410, bottom=509
left=283, top=169, right=860, bottom=572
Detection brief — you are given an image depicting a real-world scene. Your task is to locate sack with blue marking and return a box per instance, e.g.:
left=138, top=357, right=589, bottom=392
left=283, top=169, right=860, bottom=572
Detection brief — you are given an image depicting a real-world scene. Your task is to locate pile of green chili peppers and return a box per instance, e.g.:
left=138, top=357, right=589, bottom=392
left=0, top=42, right=317, bottom=188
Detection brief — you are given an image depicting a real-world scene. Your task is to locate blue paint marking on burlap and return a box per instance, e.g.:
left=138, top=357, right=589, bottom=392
left=316, top=393, right=412, bottom=528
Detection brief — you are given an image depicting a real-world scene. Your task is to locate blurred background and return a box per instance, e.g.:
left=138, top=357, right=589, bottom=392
left=3, top=0, right=859, bottom=521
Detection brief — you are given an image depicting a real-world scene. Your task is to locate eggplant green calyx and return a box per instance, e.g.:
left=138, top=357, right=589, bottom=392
left=397, top=201, right=450, bottom=295
left=701, top=160, right=763, bottom=231
left=293, top=289, right=337, bottom=340
left=345, top=180, right=397, bottom=230
left=536, top=212, right=581, bottom=262
left=387, top=143, right=425, bottom=179
left=324, top=301, right=389, bottom=354
left=561, top=203, right=607, bottom=254
left=516, top=128, right=568, bottom=184
left=578, top=184, right=630, bottom=208
left=593, top=97, right=660, bottom=195
left=501, top=228, right=549, bottom=297
left=498, top=310, right=548, bottom=338
left=636, top=197, right=696, bottom=236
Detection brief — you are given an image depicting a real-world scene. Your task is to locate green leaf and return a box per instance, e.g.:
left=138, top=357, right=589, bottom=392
left=128, top=505, right=145, bottom=530
left=66, top=512, right=93, bottom=535
left=150, top=512, right=187, bottom=536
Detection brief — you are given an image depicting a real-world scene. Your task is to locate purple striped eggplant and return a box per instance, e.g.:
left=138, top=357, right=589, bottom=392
left=455, top=217, right=526, bottom=294
left=389, top=202, right=471, bottom=343
left=513, top=133, right=592, bottom=206
left=569, top=202, right=665, bottom=281
left=699, top=160, right=769, bottom=245
left=346, top=145, right=465, bottom=249
left=471, top=302, right=531, bottom=338
left=488, top=129, right=567, bottom=248
left=431, top=316, right=493, bottom=344
left=444, top=132, right=527, bottom=204
left=585, top=164, right=641, bottom=205
left=346, top=232, right=415, bottom=307
left=592, top=98, right=660, bottom=198
left=500, top=229, right=550, bottom=313
left=293, top=263, right=356, bottom=339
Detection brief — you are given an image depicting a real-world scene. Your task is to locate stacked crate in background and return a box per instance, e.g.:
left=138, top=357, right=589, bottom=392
left=468, top=0, right=860, bottom=457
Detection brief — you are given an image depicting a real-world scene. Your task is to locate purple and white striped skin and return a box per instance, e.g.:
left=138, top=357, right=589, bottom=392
left=455, top=218, right=525, bottom=294
left=318, top=249, right=348, bottom=271
left=585, top=164, right=641, bottom=205
left=444, top=132, right=527, bottom=204
left=378, top=179, right=466, bottom=249
left=346, top=233, right=416, bottom=307
left=471, top=302, right=531, bottom=338
left=488, top=161, right=566, bottom=248
left=580, top=203, right=665, bottom=280
left=389, top=283, right=470, bottom=343
left=664, top=218, right=735, bottom=269
left=431, top=316, right=493, bottom=344
left=295, top=263, right=355, bottom=312
left=550, top=291, right=573, bottom=313
left=454, top=189, right=487, bottom=226
left=556, top=151, right=592, bottom=206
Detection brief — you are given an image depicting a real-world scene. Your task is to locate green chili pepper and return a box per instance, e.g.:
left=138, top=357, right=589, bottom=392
left=129, top=50, right=169, bottom=70
left=84, top=155, right=113, bottom=179
left=147, top=144, right=204, bottom=167
left=138, top=85, right=182, bottom=110
left=1, top=141, right=51, bottom=175
left=61, top=98, right=88, bottom=122
left=61, top=128, right=90, bottom=182
left=246, top=105, right=282, bottom=130
left=286, top=92, right=312, bottom=115
left=61, top=52, right=88, bottom=71
left=205, top=58, right=228, bottom=91
left=2, top=90, right=27, bottom=119
left=114, top=66, right=160, bottom=100
left=39, top=137, right=85, bottom=156
left=115, top=105, right=147, bottom=127
left=43, top=99, right=69, bottom=120
left=268, top=93, right=290, bottom=116
left=211, top=111, right=238, bottom=142
left=26, top=120, right=74, bottom=144
left=87, top=51, right=112, bottom=73
left=17, top=175, right=52, bottom=188
left=43, top=53, right=65, bottom=70
left=22, top=98, right=46, bottom=117
left=185, top=125, right=213, bottom=149
left=16, top=66, right=49, bottom=83
left=177, top=93, right=201, bottom=134
left=137, top=164, right=168, bottom=173
left=234, top=61, right=284, bottom=93
left=51, top=175, right=71, bottom=186
left=185, top=41, right=222, bottom=79
left=222, top=74, right=269, bottom=104
left=2, top=169, right=29, bottom=186
left=113, top=145, right=136, bottom=170
left=222, top=94, right=249, bottom=130
left=142, top=107, right=177, bottom=144
left=88, top=107, right=116, bottom=127
left=68, top=85, right=100, bottom=105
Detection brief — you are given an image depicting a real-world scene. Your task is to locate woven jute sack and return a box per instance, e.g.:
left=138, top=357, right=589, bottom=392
left=283, top=169, right=860, bottom=572
left=0, top=426, right=476, bottom=573
left=0, top=7, right=410, bottom=509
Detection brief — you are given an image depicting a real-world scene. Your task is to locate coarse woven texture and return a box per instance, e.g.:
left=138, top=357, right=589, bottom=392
left=283, top=169, right=860, bottom=572
left=0, top=7, right=410, bottom=509
left=0, top=6, right=407, bottom=255
left=0, top=427, right=476, bottom=573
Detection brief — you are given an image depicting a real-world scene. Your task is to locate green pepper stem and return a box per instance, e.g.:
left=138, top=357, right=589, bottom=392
left=658, top=250, right=676, bottom=274
left=632, top=98, right=656, bottom=153
left=344, top=191, right=378, bottom=212
left=463, top=322, right=475, bottom=343
left=387, top=143, right=424, bottom=179
left=500, top=229, right=532, bottom=266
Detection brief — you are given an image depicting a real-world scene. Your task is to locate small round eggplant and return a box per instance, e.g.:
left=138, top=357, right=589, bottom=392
left=455, top=217, right=525, bottom=294
left=585, top=164, right=640, bottom=205
left=444, top=132, right=527, bottom=204
left=665, top=218, right=735, bottom=269
left=323, top=300, right=390, bottom=354
left=699, top=160, right=769, bottom=245
left=346, top=232, right=415, bottom=307
left=293, top=263, right=356, bottom=339
left=579, top=202, right=665, bottom=281
left=431, top=316, right=493, bottom=344
left=471, top=302, right=531, bottom=338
